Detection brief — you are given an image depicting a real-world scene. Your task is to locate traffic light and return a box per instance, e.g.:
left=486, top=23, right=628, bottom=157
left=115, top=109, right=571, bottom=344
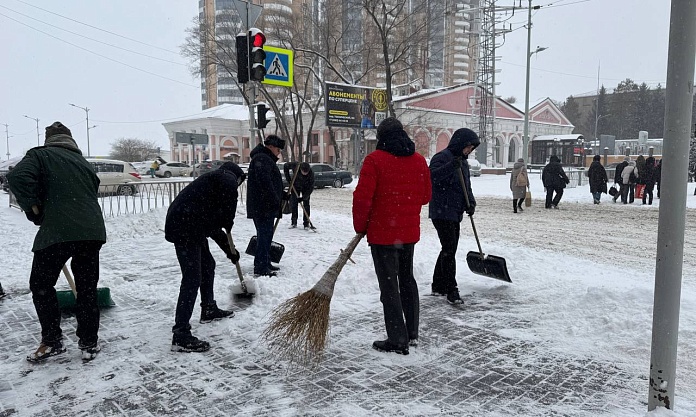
left=235, top=33, right=249, bottom=84
left=257, top=103, right=270, bottom=129
left=248, top=28, right=266, bottom=82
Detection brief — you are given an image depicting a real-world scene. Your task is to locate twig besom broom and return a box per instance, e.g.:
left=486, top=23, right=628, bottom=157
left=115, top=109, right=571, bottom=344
left=261, top=233, right=365, bottom=366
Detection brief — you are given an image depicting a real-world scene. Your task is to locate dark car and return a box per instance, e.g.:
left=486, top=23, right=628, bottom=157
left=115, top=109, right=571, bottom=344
left=195, top=160, right=226, bottom=176
left=310, top=163, right=353, bottom=188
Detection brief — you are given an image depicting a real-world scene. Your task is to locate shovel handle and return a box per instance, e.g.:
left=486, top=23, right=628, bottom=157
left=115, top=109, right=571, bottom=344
left=62, top=265, right=78, bottom=297
left=226, top=231, right=248, bottom=292
left=456, top=162, right=484, bottom=257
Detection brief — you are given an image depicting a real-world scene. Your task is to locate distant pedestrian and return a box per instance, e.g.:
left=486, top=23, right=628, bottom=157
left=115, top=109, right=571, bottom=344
left=612, top=157, right=629, bottom=203
left=247, top=135, right=285, bottom=277
left=656, top=159, right=662, bottom=198
left=353, top=117, right=431, bottom=355
left=165, top=162, right=245, bottom=353
left=587, top=155, right=608, bottom=204
left=7, top=121, right=107, bottom=362
left=150, top=160, right=160, bottom=178
left=284, top=161, right=315, bottom=229
left=643, top=156, right=657, bottom=204
left=429, top=128, right=479, bottom=305
left=510, top=158, right=528, bottom=213
left=620, top=159, right=639, bottom=204
left=542, top=155, right=570, bottom=209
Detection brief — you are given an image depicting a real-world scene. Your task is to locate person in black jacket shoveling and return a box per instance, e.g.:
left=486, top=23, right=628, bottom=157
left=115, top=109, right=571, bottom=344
left=284, top=161, right=315, bottom=229
left=247, top=135, right=285, bottom=277
left=165, top=162, right=245, bottom=353
left=7, top=122, right=107, bottom=362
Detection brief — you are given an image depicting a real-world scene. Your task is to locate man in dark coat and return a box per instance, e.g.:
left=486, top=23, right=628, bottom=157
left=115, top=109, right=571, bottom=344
left=429, top=128, right=479, bottom=304
left=612, top=158, right=629, bottom=202
left=7, top=122, right=107, bottom=362
left=643, top=156, right=657, bottom=204
left=587, top=154, right=608, bottom=204
left=542, top=155, right=570, bottom=209
left=165, top=161, right=245, bottom=352
left=284, top=161, right=315, bottom=229
left=353, top=117, right=431, bottom=355
left=247, top=135, right=285, bottom=276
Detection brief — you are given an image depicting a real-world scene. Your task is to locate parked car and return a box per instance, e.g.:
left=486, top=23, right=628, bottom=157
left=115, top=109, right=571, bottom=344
left=310, top=163, right=353, bottom=188
left=132, top=161, right=151, bottom=177
left=196, top=160, right=226, bottom=176
left=467, top=158, right=482, bottom=177
left=87, top=158, right=141, bottom=195
left=156, top=162, right=192, bottom=178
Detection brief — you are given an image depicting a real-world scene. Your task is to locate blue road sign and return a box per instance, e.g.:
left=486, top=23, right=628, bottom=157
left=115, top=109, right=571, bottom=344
left=262, top=46, right=293, bottom=87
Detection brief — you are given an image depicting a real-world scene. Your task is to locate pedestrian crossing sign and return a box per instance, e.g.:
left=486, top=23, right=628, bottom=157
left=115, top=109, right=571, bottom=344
left=262, top=46, right=293, bottom=87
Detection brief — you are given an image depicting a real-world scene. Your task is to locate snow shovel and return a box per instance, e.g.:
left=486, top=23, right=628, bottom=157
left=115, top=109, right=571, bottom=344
left=456, top=165, right=512, bottom=283
left=245, top=161, right=304, bottom=263
left=56, top=265, right=115, bottom=309
left=227, top=231, right=257, bottom=298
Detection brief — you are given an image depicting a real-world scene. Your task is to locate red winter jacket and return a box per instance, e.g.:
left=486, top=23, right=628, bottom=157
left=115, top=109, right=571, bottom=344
left=353, top=150, right=431, bottom=245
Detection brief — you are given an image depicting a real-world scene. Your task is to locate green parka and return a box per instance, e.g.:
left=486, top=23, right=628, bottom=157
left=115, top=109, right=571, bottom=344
left=7, top=134, right=106, bottom=251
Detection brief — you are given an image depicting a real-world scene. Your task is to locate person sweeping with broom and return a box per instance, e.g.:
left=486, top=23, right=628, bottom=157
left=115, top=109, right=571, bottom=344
left=7, top=121, right=107, bottom=362
left=165, top=161, right=246, bottom=353
left=352, top=117, right=431, bottom=355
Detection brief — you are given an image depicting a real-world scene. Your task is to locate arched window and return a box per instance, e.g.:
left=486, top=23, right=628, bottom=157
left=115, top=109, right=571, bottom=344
left=509, top=139, right=517, bottom=162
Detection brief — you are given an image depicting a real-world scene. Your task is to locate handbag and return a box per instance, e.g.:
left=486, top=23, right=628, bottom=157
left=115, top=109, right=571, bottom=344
left=524, top=189, right=532, bottom=207
left=635, top=183, right=646, bottom=199
left=609, top=184, right=619, bottom=197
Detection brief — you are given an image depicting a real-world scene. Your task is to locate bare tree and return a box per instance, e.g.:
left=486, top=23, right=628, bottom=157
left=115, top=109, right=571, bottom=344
left=110, top=138, right=159, bottom=162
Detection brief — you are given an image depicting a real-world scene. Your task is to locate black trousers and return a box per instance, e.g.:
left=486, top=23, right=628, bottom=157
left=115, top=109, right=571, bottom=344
left=545, top=186, right=564, bottom=208
left=172, top=239, right=216, bottom=339
left=431, top=219, right=460, bottom=294
left=370, top=243, right=419, bottom=347
left=620, top=183, right=635, bottom=203
left=30, top=240, right=103, bottom=346
left=643, top=183, right=654, bottom=204
left=290, top=193, right=311, bottom=227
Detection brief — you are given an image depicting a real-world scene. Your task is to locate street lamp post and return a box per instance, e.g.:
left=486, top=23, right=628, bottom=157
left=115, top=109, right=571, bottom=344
left=69, top=103, right=91, bottom=157
left=2, top=123, right=10, bottom=160
left=23, top=115, right=40, bottom=146
left=522, top=44, right=547, bottom=163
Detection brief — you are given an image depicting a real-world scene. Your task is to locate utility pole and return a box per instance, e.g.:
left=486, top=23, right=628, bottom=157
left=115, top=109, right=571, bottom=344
left=521, top=0, right=543, bottom=163
left=3, top=123, right=9, bottom=160
left=23, top=115, right=40, bottom=146
left=69, top=103, right=92, bottom=157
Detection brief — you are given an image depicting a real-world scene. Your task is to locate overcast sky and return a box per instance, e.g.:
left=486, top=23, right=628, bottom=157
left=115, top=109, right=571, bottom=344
left=0, top=0, right=674, bottom=159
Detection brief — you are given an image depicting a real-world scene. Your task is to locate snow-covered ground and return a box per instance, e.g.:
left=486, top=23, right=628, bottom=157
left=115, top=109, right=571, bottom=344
left=1, top=172, right=695, bottom=416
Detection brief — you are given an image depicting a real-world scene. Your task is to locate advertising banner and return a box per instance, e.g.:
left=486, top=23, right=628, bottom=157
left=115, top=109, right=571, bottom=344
left=325, top=82, right=388, bottom=128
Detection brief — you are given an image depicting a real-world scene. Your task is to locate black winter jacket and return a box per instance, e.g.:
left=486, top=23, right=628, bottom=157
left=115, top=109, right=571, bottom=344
left=247, top=144, right=283, bottom=219
left=542, top=156, right=570, bottom=190
left=165, top=162, right=244, bottom=253
left=588, top=161, right=608, bottom=194
left=284, top=162, right=315, bottom=197
left=429, top=135, right=477, bottom=223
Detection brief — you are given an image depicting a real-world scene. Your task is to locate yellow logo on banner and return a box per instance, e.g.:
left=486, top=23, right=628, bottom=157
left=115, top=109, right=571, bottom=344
left=372, top=89, right=388, bottom=111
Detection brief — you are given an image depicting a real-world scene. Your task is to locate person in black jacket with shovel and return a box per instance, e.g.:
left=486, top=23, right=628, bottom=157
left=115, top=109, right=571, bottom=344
left=429, top=128, right=480, bottom=305
left=165, top=161, right=245, bottom=353
left=247, top=135, right=285, bottom=277
left=284, top=161, right=315, bottom=229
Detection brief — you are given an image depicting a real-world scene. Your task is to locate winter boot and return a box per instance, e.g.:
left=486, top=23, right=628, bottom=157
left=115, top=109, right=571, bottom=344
left=513, top=200, right=517, bottom=213
left=200, top=302, right=235, bottom=324
left=408, top=338, right=419, bottom=347
left=171, top=334, right=210, bottom=353
left=289, top=224, right=297, bottom=229
left=0, top=282, right=5, bottom=299
left=26, top=341, right=66, bottom=363
left=447, top=289, right=464, bottom=305
left=372, top=340, right=409, bottom=355
left=79, top=341, right=101, bottom=362
left=268, top=264, right=280, bottom=271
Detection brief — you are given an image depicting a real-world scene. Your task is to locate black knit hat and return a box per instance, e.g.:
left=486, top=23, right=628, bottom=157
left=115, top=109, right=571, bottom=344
left=264, top=134, right=286, bottom=150
left=593, top=154, right=601, bottom=162
left=45, top=121, right=72, bottom=139
left=377, top=117, right=404, bottom=141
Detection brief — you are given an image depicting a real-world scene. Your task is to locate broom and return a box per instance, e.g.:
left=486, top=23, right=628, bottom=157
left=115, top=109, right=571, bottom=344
left=261, top=232, right=365, bottom=366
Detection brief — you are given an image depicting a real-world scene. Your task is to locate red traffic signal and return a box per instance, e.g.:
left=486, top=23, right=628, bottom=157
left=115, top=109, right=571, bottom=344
left=248, top=28, right=267, bottom=82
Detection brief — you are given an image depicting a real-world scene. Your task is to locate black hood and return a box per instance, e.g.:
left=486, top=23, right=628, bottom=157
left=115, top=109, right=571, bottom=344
left=446, top=128, right=480, bottom=155
left=249, top=143, right=279, bottom=162
left=376, top=129, right=415, bottom=156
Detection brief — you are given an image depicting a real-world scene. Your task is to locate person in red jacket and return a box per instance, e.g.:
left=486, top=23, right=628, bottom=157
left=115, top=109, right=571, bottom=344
left=353, top=117, right=432, bottom=355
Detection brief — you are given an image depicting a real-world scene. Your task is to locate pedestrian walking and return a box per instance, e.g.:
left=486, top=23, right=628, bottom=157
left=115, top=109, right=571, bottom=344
left=643, top=156, right=657, bottom=205
left=284, top=161, right=315, bottom=229
left=542, top=155, right=570, bottom=209
left=247, top=135, right=285, bottom=277
left=510, top=158, right=528, bottom=213
left=587, top=155, right=608, bottom=204
left=7, top=122, right=107, bottom=362
left=165, top=162, right=245, bottom=353
left=353, top=117, right=431, bottom=355
left=620, top=159, right=639, bottom=204
left=612, top=157, right=629, bottom=203
left=429, top=128, right=480, bottom=305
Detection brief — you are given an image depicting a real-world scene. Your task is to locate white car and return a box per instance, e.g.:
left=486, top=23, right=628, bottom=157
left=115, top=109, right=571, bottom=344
left=87, top=158, right=142, bottom=195
left=467, top=158, right=482, bottom=177
left=132, top=162, right=151, bottom=177
left=156, top=162, right=192, bottom=178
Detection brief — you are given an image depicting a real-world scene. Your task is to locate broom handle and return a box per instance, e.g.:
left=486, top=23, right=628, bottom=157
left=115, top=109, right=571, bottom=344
left=226, top=231, right=247, bottom=291
left=62, top=265, right=78, bottom=297
left=455, top=160, right=484, bottom=256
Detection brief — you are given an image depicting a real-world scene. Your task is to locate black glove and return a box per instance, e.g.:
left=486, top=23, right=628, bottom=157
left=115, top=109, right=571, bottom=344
left=25, top=210, right=44, bottom=226
left=465, top=205, right=475, bottom=216
left=227, top=248, right=240, bottom=264
left=453, top=157, right=462, bottom=169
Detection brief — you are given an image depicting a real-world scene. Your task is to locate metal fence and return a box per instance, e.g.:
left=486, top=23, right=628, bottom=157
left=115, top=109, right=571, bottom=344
left=9, top=179, right=248, bottom=218
left=538, top=167, right=585, bottom=188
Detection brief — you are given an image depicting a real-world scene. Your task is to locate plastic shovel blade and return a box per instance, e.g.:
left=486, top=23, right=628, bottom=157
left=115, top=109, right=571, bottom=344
left=465, top=251, right=512, bottom=283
